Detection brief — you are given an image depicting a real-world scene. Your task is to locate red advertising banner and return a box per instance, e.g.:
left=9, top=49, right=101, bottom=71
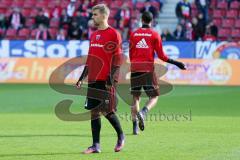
left=0, top=58, right=240, bottom=85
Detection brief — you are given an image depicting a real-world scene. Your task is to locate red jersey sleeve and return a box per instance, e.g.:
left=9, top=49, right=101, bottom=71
left=154, top=32, right=168, bottom=62
left=112, top=31, right=123, bottom=66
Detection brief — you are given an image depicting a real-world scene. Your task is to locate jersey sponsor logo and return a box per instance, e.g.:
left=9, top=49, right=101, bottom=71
left=134, top=33, right=152, bottom=37
left=90, top=43, right=104, bottom=47
left=136, top=38, right=149, bottom=48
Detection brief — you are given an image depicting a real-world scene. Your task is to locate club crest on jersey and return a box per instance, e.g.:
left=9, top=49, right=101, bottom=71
left=96, top=35, right=101, bottom=40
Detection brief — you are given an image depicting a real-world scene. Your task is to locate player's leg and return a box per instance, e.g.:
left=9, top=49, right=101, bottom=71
left=130, top=72, right=143, bottom=134
left=83, top=109, right=102, bottom=154
left=103, top=85, right=125, bottom=152
left=137, top=72, right=160, bottom=131
left=131, top=95, right=140, bottom=135
left=83, top=82, right=103, bottom=154
left=105, top=112, right=125, bottom=152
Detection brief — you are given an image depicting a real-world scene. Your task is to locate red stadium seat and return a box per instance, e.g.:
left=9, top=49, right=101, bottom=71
left=0, top=0, right=12, bottom=8
left=24, top=0, right=37, bottom=8
left=222, top=19, right=235, bottom=28
left=235, top=19, right=240, bottom=28
left=5, top=29, right=17, bottom=40
left=218, top=28, right=231, bottom=40
left=18, top=28, right=30, bottom=39
left=50, top=20, right=60, bottom=28
left=48, top=28, right=57, bottom=39
left=30, top=9, right=39, bottom=18
left=136, top=2, right=144, bottom=9
left=226, top=10, right=238, bottom=18
left=213, top=9, right=224, bottom=18
left=213, top=18, right=222, bottom=26
left=25, top=18, right=35, bottom=28
left=217, top=1, right=228, bottom=10
left=22, top=8, right=31, bottom=17
left=0, top=8, right=7, bottom=14
left=230, top=1, right=240, bottom=9
left=35, top=1, right=48, bottom=9
left=11, top=0, right=24, bottom=7
left=30, top=29, right=38, bottom=39
left=231, top=29, right=240, bottom=37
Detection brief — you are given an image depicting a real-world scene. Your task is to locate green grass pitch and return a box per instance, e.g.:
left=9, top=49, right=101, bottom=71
left=0, top=84, right=240, bottom=160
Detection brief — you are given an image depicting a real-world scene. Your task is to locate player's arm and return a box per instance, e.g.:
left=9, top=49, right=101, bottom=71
left=106, top=31, right=123, bottom=88
left=154, top=33, right=186, bottom=70
left=76, top=65, right=88, bottom=88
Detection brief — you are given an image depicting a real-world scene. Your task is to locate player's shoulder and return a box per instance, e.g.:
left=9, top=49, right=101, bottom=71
left=108, top=26, right=120, bottom=36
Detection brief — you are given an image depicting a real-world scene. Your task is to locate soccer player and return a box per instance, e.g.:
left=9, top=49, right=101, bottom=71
left=129, top=11, right=186, bottom=135
left=76, top=4, right=124, bottom=154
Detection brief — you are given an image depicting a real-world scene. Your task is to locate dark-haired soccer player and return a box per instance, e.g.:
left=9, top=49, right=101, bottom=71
left=129, top=11, right=186, bottom=135
left=76, top=4, right=124, bottom=153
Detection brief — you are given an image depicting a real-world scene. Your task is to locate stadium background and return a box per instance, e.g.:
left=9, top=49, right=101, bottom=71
left=0, top=0, right=240, bottom=160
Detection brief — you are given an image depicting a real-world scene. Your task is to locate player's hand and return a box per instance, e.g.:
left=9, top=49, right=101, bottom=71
left=76, top=81, right=83, bottom=89
left=175, top=61, right=186, bottom=70
left=105, top=84, right=112, bottom=90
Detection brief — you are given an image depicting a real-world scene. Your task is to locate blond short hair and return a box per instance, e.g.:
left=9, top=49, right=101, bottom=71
left=92, top=4, right=110, bottom=16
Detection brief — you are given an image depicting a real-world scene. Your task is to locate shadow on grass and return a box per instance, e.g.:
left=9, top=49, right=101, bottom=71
left=0, top=152, right=81, bottom=157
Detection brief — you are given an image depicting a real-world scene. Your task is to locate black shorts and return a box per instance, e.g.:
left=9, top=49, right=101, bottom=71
left=130, top=72, right=159, bottom=97
left=85, top=81, right=117, bottom=113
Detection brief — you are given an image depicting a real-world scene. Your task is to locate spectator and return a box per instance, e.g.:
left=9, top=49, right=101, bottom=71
left=51, top=0, right=62, bottom=21
left=161, top=28, right=174, bottom=41
left=0, top=14, right=7, bottom=29
left=35, top=8, right=50, bottom=28
left=173, top=24, right=185, bottom=40
left=36, top=24, right=51, bottom=40
left=8, top=7, right=25, bottom=30
left=87, top=19, right=96, bottom=39
left=78, top=0, right=92, bottom=20
left=56, top=28, right=66, bottom=40
left=203, top=30, right=217, bottom=41
left=67, top=0, right=76, bottom=18
left=114, top=3, right=131, bottom=40
left=68, top=19, right=83, bottom=40
left=154, top=0, right=164, bottom=13
left=195, top=0, right=209, bottom=22
left=206, top=20, right=218, bottom=39
left=185, top=22, right=193, bottom=40
left=140, top=0, right=158, bottom=18
left=192, top=17, right=204, bottom=40
left=175, top=0, right=191, bottom=22
left=59, top=9, right=70, bottom=29
left=75, top=11, right=88, bottom=31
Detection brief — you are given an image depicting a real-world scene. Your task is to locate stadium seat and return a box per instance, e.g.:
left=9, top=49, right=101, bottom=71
left=231, top=29, right=240, bottom=38
left=213, top=9, right=224, bottom=18
left=230, top=1, right=240, bottom=9
left=30, top=29, right=38, bottom=39
left=226, top=10, right=238, bottom=18
left=0, top=8, right=7, bottom=14
left=48, top=28, right=57, bottom=39
left=11, top=0, right=24, bottom=7
left=30, top=9, right=39, bottom=18
left=25, top=18, right=35, bottom=28
left=24, top=0, right=37, bottom=8
left=213, top=18, right=222, bottom=26
left=0, top=0, right=12, bottom=8
left=35, top=1, right=48, bottom=9
left=235, top=19, right=240, bottom=28
left=136, top=2, right=144, bottom=9
left=22, top=8, right=31, bottom=18
left=218, top=28, right=231, bottom=40
left=5, top=29, right=17, bottom=40
left=18, top=28, right=30, bottom=39
left=217, top=1, right=228, bottom=10
left=222, top=19, right=235, bottom=28
left=50, top=20, right=60, bottom=28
